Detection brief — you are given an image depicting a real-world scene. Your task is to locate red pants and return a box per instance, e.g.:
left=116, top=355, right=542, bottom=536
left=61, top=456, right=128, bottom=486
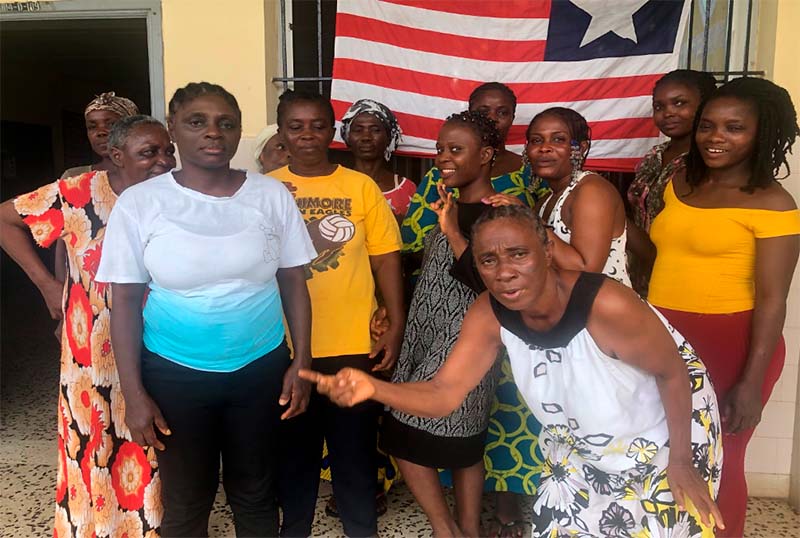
left=657, top=308, right=785, bottom=538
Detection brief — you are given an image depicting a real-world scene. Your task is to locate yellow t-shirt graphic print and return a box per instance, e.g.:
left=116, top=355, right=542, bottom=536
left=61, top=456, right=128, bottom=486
left=271, top=165, right=402, bottom=357
left=306, top=212, right=355, bottom=275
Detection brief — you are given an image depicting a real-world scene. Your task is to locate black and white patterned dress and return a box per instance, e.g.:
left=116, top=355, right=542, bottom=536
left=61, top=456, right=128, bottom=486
left=382, top=202, right=499, bottom=468
left=493, top=272, right=722, bottom=537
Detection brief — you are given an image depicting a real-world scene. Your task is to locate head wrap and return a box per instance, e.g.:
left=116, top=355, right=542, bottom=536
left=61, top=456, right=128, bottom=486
left=340, top=99, right=402, bottom=161
left=84, top=92, right=139, bottom=118
left=253, top=124, right=280, bottom=171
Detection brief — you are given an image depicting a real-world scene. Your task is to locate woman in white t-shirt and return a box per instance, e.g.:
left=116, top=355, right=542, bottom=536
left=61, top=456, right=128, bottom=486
left=96, top=82, right=316, bottom=538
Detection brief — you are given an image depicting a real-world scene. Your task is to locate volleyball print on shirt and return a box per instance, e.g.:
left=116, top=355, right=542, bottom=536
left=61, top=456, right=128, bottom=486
left=305, top=211, right=356, bottom=276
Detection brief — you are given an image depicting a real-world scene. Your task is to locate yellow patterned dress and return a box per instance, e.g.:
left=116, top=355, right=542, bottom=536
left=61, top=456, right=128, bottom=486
left=14, top=171, right=160, bottom=538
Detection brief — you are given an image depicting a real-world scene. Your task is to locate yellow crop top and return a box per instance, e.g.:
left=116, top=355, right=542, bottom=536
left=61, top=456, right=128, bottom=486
left=649, top=181, right=800, bottom=314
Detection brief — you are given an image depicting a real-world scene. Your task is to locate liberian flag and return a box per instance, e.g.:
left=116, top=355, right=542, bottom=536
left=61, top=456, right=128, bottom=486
left=330, top=0, right=690, bottom=172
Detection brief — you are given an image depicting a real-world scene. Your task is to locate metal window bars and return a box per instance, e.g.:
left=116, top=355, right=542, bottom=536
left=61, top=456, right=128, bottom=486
left=685, top=0, right=764, bottom=82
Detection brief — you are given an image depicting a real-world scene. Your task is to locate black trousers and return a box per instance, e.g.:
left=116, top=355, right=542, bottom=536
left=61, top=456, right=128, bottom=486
left=142, top=343, right=291, bottom=538
left=278, top=355, right=381, bottom=538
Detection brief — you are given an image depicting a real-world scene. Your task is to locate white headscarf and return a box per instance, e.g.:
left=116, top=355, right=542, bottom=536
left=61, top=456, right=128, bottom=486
left=340, top=99, right=402, bottom=161
left=253, top=124, right=280, bottom=172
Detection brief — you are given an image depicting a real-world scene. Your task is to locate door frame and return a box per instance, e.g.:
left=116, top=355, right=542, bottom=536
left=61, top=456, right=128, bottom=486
left=1, top=0, right=165, bottom=119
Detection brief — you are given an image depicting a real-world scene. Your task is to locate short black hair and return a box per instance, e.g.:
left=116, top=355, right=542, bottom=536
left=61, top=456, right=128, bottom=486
left=527, top=107, right=592, bottom=157
left=444, top=110, right=502, bottom=151
left=473, top=204, right=549, bottom=247
left=468, top=82, right=517, bottom=113
left=168, top=82, right=241, bottom=120
left=108, top=115, right=164, bottom=149
left=654, top=69, right=718, bottom=101
left=276, top=90, right=335, bottom=128
left=686, top=77, right=800, bottom=191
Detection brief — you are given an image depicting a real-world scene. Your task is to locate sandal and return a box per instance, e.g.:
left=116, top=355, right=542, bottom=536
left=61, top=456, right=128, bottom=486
left=488, top=516, right=526, bottom=538
left=324, top=496, right=338, bottom=518
left=375, top=491, right=388, bottom=517
left=324, top=491, right=389, bottom=518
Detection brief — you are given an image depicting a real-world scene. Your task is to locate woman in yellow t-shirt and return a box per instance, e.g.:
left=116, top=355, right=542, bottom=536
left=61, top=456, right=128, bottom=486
left=649, top=77, right=800, bottom=538
left=270, top=90, right=404, bottom=538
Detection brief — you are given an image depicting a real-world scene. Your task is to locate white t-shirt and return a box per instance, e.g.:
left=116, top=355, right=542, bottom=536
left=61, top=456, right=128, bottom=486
left=96, top=171, right=316, bottom=371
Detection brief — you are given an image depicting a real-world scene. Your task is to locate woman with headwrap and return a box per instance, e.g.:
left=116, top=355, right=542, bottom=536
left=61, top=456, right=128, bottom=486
left=61, top=92, right=140, bottom=178
left=0, top=114, right=176, bottom=538
left=341, top=99, right=416, bottom=222
left=253, top=123, right=290, bottom=174
left=54, top=93, right=141, bottom=330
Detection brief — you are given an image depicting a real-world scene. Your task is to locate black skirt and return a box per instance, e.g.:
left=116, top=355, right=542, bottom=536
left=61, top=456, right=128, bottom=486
left=380, top=413, right=487, bottom=469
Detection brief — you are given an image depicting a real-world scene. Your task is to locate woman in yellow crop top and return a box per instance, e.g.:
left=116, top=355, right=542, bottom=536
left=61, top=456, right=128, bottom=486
left=649, top=77, right=800, bottom=538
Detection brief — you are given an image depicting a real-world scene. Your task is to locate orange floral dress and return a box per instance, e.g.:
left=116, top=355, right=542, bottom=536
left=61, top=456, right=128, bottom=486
left=14, top=171, right=161, bottom=538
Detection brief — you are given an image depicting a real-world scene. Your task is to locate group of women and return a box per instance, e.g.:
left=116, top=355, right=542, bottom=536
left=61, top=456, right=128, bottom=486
left=0, top=69, right=798, bottom=538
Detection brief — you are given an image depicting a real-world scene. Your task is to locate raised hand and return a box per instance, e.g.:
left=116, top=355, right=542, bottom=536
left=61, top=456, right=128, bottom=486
left=299, top=367, right=377, bottom=407
left=430, top=181, right=458, bottom=237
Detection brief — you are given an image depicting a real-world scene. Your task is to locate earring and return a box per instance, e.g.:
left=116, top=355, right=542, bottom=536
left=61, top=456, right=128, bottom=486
left=569, top=141, right=584, bottom=180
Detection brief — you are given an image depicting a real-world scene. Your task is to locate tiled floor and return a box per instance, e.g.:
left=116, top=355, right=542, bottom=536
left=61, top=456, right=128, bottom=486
left=2, top=272, right=799, bottom=537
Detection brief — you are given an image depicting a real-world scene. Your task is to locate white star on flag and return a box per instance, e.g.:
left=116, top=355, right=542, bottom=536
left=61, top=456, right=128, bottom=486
left=571, top=0, right=650, bottom=48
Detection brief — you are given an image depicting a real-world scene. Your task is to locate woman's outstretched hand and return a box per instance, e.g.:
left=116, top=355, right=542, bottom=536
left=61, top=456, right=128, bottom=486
left=299, top=367, right=376, bottom=407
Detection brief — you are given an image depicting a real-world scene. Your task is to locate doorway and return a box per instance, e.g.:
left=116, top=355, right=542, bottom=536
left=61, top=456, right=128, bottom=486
left=0, top=9, right=163, bottom=522
left=1, top=17, right=151, bottom=195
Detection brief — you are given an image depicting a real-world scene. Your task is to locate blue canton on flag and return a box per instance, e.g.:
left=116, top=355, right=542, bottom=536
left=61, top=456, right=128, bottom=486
left=546, top=0, right=685, bottom=61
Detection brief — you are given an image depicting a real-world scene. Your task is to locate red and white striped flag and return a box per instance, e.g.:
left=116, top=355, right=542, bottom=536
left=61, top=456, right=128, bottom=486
left=330, top=0, right=690, bottom=172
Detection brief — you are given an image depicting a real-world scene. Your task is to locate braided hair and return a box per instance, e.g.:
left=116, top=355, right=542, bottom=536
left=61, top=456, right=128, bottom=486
left=473, top=204, right=549, bottom=247
left=686, top=77, right=799, bottom=191
left=444, top=110, right=503, bottom=154
left=168, top=82, right=241, bottom=120
left=654, top=69, right=717, bottom=101
left=468, top=82, right=517, bottom=113
left=276, top=90, right=335, bottom=128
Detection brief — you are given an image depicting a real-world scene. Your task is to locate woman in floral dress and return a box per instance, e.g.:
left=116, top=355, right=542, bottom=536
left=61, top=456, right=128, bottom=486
left=0, top=112, right=176, bottom=538
left=304, top=205, right=725, bottom=538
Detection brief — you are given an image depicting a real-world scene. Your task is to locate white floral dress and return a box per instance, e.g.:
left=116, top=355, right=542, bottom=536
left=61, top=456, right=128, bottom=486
left=492, top=272, right=722, bottom=538
left=14, top=171, right=161, bottom=538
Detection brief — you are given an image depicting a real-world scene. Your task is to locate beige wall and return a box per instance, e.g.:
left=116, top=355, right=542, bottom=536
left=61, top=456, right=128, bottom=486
left=162, top=0, right=267, bottom=134
left=772, top=0, right=800, bottom=507
left=747, top=0, right=800, bottom=501
left=161, top=0, right=284, bottom=170
left=264, top=0, right=282, bottom=125
left=161, top=0, right=271, bottom=171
